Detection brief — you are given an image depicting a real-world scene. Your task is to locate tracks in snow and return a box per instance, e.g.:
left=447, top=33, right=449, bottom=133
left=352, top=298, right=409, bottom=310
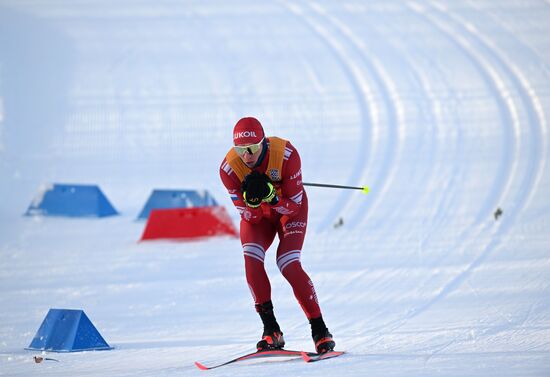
left=280, top=0, right=402, bottom=232
left=282, top=0, right=547, bottom=345
left=401, top=1, right=546, bottom=320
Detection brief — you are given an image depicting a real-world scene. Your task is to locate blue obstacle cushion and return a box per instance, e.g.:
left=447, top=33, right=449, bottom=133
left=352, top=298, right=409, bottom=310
left=137, top=189, right=218, bottom=220
left=25, top=183, right=118, bottom=217
left=26, top=309, right=113, bottom=352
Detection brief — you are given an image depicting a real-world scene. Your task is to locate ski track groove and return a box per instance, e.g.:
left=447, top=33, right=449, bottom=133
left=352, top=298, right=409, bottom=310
left=363, top=0, right=540, bottom=343
left=302, top=1, right=403, bottom=232
left=361, top=10, right=450, bottom=238
left=401, top=1, right=517, bottom=279
left=414, top=78, right=465, bottom=255
left=429, top=1, right=544, bottom=258
left=427, top=2, right=544, bottom=224
left=446, top=2, right=547, bottom=218
left=388, top=2, right=517, bottom=327
left=468, top=1, right=550, bottom=81
left=391, top=1, right=546, bottom=326
left=278, top=0, right=378, bottom=232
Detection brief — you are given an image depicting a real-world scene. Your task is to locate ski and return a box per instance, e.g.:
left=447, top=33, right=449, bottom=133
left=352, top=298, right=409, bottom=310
left=301, top=350, right=345, bottom=363
left=195, top=349, right=317, bottom=370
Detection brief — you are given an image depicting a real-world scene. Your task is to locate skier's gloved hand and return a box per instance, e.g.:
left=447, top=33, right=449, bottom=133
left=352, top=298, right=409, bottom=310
left=241, top=171, right=266, bottom=208
left=262, top=182, right=279, bottom=205
left=241, top=171, right=278, bottom=207
left=243, top=191, right=262, bottom=208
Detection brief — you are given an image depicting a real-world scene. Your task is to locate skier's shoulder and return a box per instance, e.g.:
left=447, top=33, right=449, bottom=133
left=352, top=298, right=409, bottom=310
left=267, top=137, right=299, bottom=160
left=281, top=140, right=301, bottom=168
left=220, top=155, right=231, bottom=175
left=220, top=154, right=239, bottom=185
left=271, top=139, right=300, bottom=180
left=220, top=145, right=240, bottom=174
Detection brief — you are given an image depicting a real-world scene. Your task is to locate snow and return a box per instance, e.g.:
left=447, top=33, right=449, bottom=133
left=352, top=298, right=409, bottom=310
left=1, top=1, right=550, bottom=376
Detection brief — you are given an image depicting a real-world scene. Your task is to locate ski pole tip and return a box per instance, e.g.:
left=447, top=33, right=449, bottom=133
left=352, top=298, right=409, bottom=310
left=195, top=361, right=209, bottom=370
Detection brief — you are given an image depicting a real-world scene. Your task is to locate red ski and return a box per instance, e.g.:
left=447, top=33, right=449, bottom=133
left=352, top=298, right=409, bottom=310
left=195, top=349, right=317, bottom=370
left=301, top=350, right=345, bottom=363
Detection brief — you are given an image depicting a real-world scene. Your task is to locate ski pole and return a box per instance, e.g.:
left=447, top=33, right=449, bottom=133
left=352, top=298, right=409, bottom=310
left=303, top=182, right=370, bottom=194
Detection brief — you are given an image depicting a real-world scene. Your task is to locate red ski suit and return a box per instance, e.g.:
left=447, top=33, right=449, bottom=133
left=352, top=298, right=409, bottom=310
left=220, top=138, right=321, bottom=319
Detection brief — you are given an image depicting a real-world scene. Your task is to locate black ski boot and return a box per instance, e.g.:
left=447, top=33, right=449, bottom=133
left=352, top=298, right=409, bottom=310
left=310, top=316, right=335, bottom=353
left=255, top=301, right=285, bottom=351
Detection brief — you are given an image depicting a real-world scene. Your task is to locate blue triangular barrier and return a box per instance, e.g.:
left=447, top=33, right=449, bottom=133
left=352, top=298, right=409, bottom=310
left=26, top=309, right=113, bottom=352
left=25, top=183, right=118, bottom=217
left=137, top=189, right=218, bottom=220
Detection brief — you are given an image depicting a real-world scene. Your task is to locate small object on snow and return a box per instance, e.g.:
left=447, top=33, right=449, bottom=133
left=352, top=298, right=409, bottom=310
left=494, top=207, right=503, bottom=220
left=34, top=356, right=59, bottom=363
left=333, top=217, right=344, bottom=229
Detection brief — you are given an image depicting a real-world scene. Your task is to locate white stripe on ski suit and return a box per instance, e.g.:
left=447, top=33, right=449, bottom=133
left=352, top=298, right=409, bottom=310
left=243, top=243, right=265, bottom=263
left=276, top=250, right=301, bottom=272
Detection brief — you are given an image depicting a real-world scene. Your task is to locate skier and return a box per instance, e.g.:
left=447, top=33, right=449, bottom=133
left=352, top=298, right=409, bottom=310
left=219, top=117, right=335, bottom=353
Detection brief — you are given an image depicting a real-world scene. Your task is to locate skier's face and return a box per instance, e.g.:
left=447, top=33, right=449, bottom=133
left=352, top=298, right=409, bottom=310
left=235, top=139, right=264, bottom=167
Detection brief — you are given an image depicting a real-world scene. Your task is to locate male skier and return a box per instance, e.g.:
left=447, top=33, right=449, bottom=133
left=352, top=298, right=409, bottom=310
left=219, top=117, right=335, bottom=353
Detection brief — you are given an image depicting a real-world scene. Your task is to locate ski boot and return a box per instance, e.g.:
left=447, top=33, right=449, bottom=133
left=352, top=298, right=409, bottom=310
left=255, top=301, right=285, bottom=350
left=310, top=316, right=335, bottom=353
left=256, top=330, right=285, bottom=351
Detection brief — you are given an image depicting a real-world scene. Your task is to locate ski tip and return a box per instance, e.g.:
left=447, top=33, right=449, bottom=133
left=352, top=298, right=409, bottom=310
left=194, top=361, right=209, bottom=371
left=300, top=351, right=312, bottom=362
left=302, top=350, right=345, bottom=363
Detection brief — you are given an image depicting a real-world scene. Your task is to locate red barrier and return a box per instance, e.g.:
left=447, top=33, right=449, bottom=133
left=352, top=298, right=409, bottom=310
left=140, top=206, right=238, bottom=241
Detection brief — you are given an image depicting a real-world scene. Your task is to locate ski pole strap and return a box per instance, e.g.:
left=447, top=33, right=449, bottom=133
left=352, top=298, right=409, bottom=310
left=303, top=182, right=369, bottom=194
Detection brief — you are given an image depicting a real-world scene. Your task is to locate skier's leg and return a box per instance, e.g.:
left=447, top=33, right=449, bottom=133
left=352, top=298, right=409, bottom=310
left=276, top=199, right=335, bottom=352
left=275, top=208, right=321, bottom=319
left=277, top=195, right=321, bottom=319
left=240, top=217, right=284, bottom=349
left=240, top=217, right=275, bottom=306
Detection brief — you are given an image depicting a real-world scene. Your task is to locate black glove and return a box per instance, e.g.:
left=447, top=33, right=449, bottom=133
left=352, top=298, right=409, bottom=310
left=241, top=171, right=278, bottom=207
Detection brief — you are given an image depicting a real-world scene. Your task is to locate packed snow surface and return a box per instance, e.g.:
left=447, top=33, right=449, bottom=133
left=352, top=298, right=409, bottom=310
left=1, top=1, right=549, bottom=376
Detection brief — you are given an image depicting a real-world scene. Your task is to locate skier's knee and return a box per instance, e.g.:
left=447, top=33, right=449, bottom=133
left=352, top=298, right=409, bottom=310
left=276, top=250, right=301, bottom=274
